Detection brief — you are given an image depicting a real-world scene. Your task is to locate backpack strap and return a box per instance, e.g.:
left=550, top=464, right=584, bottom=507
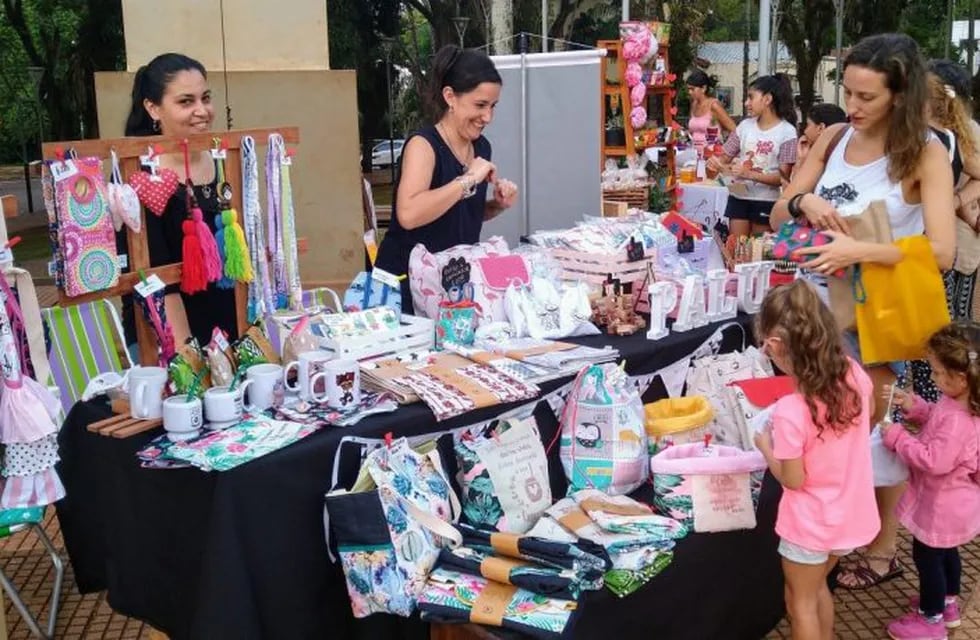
left=822, top=125, right=850, bottom=165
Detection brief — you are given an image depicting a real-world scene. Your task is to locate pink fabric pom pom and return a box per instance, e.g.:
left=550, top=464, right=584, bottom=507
left=631, top=83, right=647, bottom=107
left=622, top=32, right=650, bottom=62
left=625, top=62, right=643, bottom=88
left=631, top=106, right=648, bottom=129
left=641, top=33, right=659, bottom=64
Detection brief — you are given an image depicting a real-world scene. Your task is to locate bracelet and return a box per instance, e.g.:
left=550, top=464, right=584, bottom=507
left=455, top=175, right=476, bottom=199
left=787, top=193, right=807, bottom=220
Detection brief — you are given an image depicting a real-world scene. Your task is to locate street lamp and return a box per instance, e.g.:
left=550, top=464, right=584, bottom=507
left=379, top=36, right=398, bottom=186
left=451, top=16, right=470, bottom=48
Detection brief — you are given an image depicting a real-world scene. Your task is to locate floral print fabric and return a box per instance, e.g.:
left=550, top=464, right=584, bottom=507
left=418, top=568, right=579, bottom=639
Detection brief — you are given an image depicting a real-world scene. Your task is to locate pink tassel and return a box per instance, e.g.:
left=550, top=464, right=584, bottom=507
left=191, top=206, right=223, bottom=282
left=181, top=219, right=208, bottom=294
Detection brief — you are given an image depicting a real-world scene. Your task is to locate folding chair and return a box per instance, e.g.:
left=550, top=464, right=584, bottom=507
left=0, top=507, right=64, bottom=639
left=41, top=300, right=133, bottom=414
left=301, top=287, right=342, bottom=314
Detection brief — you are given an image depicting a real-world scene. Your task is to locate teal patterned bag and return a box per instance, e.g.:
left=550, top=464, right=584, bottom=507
left=435, top=301, right=478, bottom=350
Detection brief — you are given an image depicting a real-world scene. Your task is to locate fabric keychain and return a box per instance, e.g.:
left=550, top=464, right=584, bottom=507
left=213, top=140, right=253, bottom=285
left=242, top=136, right=275, bottom=322
left=106, top=149, right=142, bottom=233
left=179, top=140, right=222, bottom=293
left=135, top=270, right=177, bottom=365
left=276, top=140, right=303, bottom=309
left=266, top=134, right=288, bottom=309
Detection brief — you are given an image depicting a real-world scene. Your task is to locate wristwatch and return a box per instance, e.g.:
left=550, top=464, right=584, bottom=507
left=455, top=174, right=477, bottom=199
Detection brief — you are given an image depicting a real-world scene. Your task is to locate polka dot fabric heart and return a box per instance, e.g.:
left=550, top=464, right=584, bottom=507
left=128, top=168, right=180, bottom=216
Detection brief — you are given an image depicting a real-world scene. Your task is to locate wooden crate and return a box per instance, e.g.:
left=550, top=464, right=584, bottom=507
left=601, top=186, right=648, bottom=210
left=318, top=314, right=434, bottom=361
left=548, top=248, right=655, bottom=291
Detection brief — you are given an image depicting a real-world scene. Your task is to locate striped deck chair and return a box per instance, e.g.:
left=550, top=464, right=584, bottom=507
left=41, top=300, right=133, bottom=414
left=302, top=287, right=342, bottom=313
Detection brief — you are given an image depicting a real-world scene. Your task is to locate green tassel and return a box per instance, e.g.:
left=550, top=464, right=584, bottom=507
left=222, top=208, right=254, bottom=282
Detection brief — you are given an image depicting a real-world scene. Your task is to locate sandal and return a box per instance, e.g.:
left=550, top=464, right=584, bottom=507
left=836, top=553, right=903, bottom=590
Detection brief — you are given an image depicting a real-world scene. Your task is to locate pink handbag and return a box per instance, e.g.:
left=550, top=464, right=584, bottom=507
left=473, top=254, right=530, bottom=324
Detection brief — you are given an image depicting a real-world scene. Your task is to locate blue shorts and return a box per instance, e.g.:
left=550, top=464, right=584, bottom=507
left=842, top=330, right=907, bottom=378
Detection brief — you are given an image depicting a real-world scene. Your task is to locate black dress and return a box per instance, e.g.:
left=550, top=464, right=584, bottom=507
left=120, top=175, right=239, bottom=348
left=374, top=125, right=491, bottom=315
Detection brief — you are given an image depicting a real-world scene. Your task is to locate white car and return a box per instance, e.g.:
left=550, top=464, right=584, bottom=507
left=371, top=140, right=405, bottom=169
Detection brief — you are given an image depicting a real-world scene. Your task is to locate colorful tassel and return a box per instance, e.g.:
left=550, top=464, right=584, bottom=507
left=191, top=206, right=223, bottom=282
left=221, top=209, right=254, bottom=282
left=181, top=218, right=208, bottom=294
left=213, top=213, right=236, bottom=290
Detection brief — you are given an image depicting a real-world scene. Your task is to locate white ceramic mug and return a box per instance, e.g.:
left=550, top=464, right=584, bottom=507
left=203, top=382, right=253, bottom=429
left=246, top=363, right=285, bottom=412
left=283, top=350, right=332, bottom=403
left=128, top=366, right=168, bottom=420
left=323, top=359, right=360, bottom=410
left=163, top=394, right=203, bottom=441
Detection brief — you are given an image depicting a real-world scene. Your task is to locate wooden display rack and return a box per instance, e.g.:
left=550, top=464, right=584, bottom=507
left=42, top=128, right=300, bottom=367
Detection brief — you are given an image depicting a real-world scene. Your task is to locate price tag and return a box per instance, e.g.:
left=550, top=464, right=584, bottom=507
left=212, top=328, right=230, bottom=352
left=281, top=155, right=292, bottom=166
left=371, top=267, right=402, bottom=289
left=49, top=159, right=78, bottom=182
left=139, top=154, right=160, bottom=170
left=118, top=254, right=129, bottom=269
left=626, top=237, right=645, bottom=262
left=210, top=148, right=228, bottom=160
left=134, top=274, right=166, bottom=298
left=0, top=248, right=13, bottom=266
left=48, top=261, right=59, bottom=276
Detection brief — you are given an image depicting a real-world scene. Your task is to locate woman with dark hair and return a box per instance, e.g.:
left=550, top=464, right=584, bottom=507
left=707, top=73, right=799, bottom=237
left=121, top=52, right=237, bottom=350
left=685, top=69, right=736, bottom=145
left=771, top=33, right=956, bottom=592
left=374, top=45, right=517, bottom=314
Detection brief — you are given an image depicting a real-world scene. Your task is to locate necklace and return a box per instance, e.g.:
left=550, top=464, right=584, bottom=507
left=436, top=122, right=473, bottom=169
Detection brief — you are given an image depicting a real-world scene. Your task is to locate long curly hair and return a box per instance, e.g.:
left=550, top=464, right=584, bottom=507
left=755, top=281, right=862, bottom=436
left=844, top=33, right=929, bottom=183
left=927, top=322, right=980, bottom=416
left=927, top=72, right=977, bottom=160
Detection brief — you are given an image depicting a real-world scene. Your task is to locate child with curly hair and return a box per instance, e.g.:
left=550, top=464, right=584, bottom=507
left=753, top=280, right=880, bottom=640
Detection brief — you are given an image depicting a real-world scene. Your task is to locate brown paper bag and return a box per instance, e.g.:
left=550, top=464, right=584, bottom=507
left=826, top=200, right=894, bottom=331
left=954, top=211, right=980, bottom=275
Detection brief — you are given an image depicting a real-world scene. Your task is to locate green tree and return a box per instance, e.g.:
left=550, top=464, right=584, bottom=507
left=777, top=0, right=836, bottom=116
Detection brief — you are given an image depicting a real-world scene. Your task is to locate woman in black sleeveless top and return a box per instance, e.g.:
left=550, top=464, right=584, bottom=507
left=120, top=53, right=238, bottom=350
left=375, top=45, right=518, bottom=314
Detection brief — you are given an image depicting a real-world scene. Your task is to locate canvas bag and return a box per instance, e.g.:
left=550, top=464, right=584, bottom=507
left=856, top=235, right=950, bottom=363
left=557, top=363, right=648, bottom=496
left=685, top=346, right=773, bottom=448
left=343, top=271, right=402, bottom=316
left=650, top=442, right=767, bottom=533
left=324, top=438, right=462, bottom=618
left=454, top=415, right=551, bottom=534
left=725, top=376, right=797, bottom=451
left=408, top=237, right=510, bottom=321
left=826, top=200, right=893, bottom=331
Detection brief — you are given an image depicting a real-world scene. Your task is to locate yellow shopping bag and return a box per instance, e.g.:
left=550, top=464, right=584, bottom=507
left=855, top=236, right=950, bottom=364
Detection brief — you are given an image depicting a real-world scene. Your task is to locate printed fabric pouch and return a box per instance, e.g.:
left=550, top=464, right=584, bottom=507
left=343, top=271, right=402, bottom=317
left=409, top=237, right=509, bottom=321
left=643, top=396, right=715, bottom=455
left=436, top=300, right=479, bottom=350
left=725, top=376, right=797, bottom=451
left=650, top=442, right=766, bottom=533
left=473, top=254, right=531, bottom=325
left=685, top=347, right=773, bottom=448
left=557, top=363, right=648, bottom=496
left=324, top=438, right=463, bottom=618
left=454, top=416, right=551, bottom=534
left=770, top=220, right=843, bottom=277
left=457, top=522, right=611, bottom=575
left=54, top=156, right=120, bottom=297
left=856, top=235, right=951, bottom=364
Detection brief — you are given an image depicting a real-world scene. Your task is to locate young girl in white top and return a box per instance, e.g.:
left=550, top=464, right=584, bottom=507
left=710, top=74, right=798, bottom=237
left=771, top=32, right=956, bottom=591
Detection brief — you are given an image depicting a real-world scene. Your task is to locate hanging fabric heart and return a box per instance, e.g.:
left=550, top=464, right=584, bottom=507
left=106, top=150, right=142, bottom=232
left=128, top=168, right=180, bottom=216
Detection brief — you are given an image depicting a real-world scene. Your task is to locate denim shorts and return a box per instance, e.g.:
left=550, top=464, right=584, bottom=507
left=842, top=330, right=907, bottom=378
left=778, top=539, right=855, bottom=565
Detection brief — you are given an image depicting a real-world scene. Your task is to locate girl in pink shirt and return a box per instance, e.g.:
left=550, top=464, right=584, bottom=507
left=753, top=280, right=880, bottom=640
left=881, top=322, right=980, bottom=640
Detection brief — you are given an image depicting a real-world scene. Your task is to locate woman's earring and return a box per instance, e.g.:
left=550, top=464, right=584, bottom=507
left=152, top=119, right=160, bottom=133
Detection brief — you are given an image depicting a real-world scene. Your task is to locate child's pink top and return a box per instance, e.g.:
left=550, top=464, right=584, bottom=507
left=772, top=359, right=880, bottom=551
left=883, top=395, right=980, bottom=548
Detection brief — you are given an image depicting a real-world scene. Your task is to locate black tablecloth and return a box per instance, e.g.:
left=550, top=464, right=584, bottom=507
left=56, top=316, right=784, bottom=640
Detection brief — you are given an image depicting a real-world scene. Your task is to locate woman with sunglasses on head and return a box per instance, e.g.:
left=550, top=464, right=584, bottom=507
left=374, top=45, right=518, bottom=315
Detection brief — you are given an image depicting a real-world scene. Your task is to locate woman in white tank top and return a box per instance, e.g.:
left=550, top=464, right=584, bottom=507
left=770, top=34, right=956, bottom=603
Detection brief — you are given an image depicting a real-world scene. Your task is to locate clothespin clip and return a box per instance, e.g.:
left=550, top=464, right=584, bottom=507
left=703, top=433, right=713, bottom=450
left=384, top=432, right=393, bottom=449
left=54, top=147, right=65, bottom=166
left=211, top=137, right=228, bottom=160
left=139, top=269, right=148, bottom=285
left=282, top=147, right=296, bottom=166
left=5, top=237, right=22, bottom=250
